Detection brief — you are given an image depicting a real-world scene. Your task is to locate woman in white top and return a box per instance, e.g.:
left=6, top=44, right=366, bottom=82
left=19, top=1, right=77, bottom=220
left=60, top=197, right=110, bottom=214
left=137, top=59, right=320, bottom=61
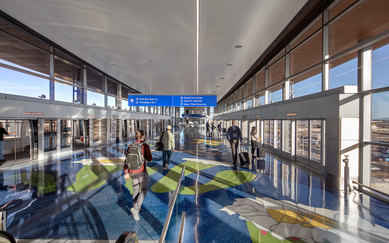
left=250, top=126, right=259, bottom=156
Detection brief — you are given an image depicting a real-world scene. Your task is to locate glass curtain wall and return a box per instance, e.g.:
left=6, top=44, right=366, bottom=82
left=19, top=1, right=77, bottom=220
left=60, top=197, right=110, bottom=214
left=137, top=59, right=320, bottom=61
left=0, top=120, right=36, bottom=161
left=44, top=120, right=57, bottom=152
left=54, top=50, right=83, bottom=104
left=296, top=120, right=309, bottom=158
left=310, top=120, right=321, bottom=162
left=0, top=22, right=50, bottom=99
left=60, top=120, right=71, bottom=148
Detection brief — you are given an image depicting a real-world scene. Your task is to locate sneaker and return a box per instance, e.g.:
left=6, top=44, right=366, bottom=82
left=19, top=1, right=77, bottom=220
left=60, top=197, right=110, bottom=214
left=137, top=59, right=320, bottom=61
left=131, top=207, right=140, bottom=221
left=163, top=164, right=169, bottom=170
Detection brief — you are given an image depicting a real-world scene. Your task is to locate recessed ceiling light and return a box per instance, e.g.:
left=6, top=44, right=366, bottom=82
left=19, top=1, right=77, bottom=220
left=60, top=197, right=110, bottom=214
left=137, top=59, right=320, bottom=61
left=220, top=77, right=224, bottom=79
left=111, top=63, right=118, bottom=66
left=234, top=45, right=242, bottom=48
left=226, top=64, right=232, bottom=66
left=216, top=85, right=220, bottom=88
left=84, top=43, right=94, bottom=47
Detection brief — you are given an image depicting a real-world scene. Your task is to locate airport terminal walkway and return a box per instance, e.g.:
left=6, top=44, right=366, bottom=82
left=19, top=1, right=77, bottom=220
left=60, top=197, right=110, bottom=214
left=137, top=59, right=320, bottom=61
left=1, top=127, right=389, bottom=242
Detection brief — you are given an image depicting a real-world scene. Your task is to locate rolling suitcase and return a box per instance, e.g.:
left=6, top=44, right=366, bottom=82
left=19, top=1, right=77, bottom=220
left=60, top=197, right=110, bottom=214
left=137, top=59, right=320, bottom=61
left=239, top=144, right=252, bottom=167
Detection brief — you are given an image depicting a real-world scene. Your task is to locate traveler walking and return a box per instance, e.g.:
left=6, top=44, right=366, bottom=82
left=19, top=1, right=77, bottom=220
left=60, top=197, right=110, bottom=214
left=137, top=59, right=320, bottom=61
left=226, top=120, right=242, bottom=166
left=217, top=122, right=222, bottom=137
left=206, top=121, right=210, bottom=137
left=160, top=125, right=175, bottom=170
left=211, top=121, right=216, bottom=138
left=124, top=130, right=152, bottom=221
left=250, top=126, right=260, bottom=157
left=0, top=122, right=8, bottom=162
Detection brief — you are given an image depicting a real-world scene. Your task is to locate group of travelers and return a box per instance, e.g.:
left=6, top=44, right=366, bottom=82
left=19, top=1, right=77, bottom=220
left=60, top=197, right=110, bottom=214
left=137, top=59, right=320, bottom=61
left=122, top=120, right=261, bottom=222
left=226, top=120, right=261, bottom=166
left=205, top=120, right=222, bottom=138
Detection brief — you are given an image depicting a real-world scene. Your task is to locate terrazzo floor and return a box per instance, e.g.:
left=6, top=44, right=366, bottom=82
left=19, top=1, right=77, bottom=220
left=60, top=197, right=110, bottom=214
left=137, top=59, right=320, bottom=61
left=1, top=127, right=389, bottom=242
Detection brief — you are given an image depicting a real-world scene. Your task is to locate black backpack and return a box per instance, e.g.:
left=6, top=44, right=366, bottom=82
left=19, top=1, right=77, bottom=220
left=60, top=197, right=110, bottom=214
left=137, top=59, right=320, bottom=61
left=125, top=143, right=145, bottom=170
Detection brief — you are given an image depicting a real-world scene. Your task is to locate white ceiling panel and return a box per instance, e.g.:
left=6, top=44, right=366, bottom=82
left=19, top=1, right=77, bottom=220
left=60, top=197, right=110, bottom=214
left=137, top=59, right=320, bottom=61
left=0, top=0, right=307, bottom=99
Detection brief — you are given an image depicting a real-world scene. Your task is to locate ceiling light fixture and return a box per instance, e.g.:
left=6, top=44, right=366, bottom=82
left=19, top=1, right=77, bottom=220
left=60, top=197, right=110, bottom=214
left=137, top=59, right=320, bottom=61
left=226, top=64, right=232, bottom=66
left=234, top=45, right=242, bottom=48
left=84, top=43, right=94, bottom=47
left=220, top=77, right=224, bottom=79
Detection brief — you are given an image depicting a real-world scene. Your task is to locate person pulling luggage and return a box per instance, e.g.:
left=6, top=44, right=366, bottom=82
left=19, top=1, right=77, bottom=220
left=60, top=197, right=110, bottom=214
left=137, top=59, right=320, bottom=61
left=226, top=120, right=242, bottom=166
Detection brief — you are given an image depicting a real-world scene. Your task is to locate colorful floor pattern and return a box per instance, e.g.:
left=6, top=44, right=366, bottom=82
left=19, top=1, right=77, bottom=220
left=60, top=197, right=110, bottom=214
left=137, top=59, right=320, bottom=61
left=1, top=128, right=389, bottom=242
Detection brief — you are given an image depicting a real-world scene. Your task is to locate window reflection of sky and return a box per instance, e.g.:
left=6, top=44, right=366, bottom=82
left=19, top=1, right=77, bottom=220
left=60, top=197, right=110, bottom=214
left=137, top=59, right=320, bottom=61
left=1, top=43, right=389, bottom=119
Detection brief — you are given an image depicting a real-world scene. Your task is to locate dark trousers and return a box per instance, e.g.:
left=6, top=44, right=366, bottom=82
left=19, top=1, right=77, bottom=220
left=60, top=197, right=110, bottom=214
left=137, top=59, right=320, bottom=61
left=229, top=140, right=239, bottom=165
left=251, top=141, right=255, bottom=156
left=162, top=150, right=172, bottom=166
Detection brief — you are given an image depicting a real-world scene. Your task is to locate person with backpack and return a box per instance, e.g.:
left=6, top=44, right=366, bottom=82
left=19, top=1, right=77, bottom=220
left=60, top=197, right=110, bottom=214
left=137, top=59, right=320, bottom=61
left=160, top=125, right=175, bottom=170
left=226, top=120, right=242, bottom=166
left=124, top=130, right=152, bottom=221
left=217, top=122, right=222, bottom=137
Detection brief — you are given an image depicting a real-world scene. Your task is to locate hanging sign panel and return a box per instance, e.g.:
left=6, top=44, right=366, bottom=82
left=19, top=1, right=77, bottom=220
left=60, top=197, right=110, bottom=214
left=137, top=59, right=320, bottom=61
left=128, top=95, right=217, bottom=107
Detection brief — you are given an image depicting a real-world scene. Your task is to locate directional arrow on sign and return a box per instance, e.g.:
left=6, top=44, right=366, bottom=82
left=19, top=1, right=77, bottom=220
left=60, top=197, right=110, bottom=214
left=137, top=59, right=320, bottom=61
left=130, top=99, right=134, bottom=103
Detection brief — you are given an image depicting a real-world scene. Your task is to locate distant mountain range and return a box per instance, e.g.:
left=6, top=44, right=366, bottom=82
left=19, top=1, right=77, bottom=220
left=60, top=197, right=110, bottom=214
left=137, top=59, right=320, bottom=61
left=373, top=118, right=389, bottom=121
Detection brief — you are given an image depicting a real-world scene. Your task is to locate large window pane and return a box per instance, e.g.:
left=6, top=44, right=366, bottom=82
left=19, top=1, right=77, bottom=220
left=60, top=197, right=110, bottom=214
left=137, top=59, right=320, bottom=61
left=55, top=81, right=74, bottom=103
left=44, top=120, right=56, bottom=152
left=255, top=69, right=265, bottom=92
left=87, top=68, right=104, bottom=92
left=329, top=54, right=358, bottom=89
left=270, top=120, right=274, bottom=147
left=284, top=120, right=292, bottom=154
left=292, top=66, right=322, bottom=98
left=290, top=31, right=322, bottom=76
left=0, top=65, right=49, bottom=98
left=0, top=31, right=50, bottom=76
left=329, top=0, right=357, bottom=20
left=122, top=99, right=129, bottom=110
left=372, top=41, right=389, bottom=90
left=290, top=16, right=322, bottom=50
left=297, top=120, right=309, bottom=158
left=372, top=92, right=389, bottom=143
left=93, top=119, right=100, bottom=142
left=275, top=120, right=281, bottom=149
left=269, top=57, right=285, bottom=86
left=264, top=120, right=270, bottom=145
left=0, top=29, right=50, bottom=98
left=61, top=120, right=71, bottom=148
left=54, top=55, right=82, bottom=86
left=310, top=120, right=321, bottom=162
left=371, top=144, right=389, bottom=195
left=122, top=86, right=129, bottom=99
left=107, top=95, right=116, bottom=108
left=107, top=78, right=117, bottom=96
left=330, top=0, right=389, bottom=56
left=269, top=83, right=283, bottom=103
left=87, top=90, right=104, bottom=107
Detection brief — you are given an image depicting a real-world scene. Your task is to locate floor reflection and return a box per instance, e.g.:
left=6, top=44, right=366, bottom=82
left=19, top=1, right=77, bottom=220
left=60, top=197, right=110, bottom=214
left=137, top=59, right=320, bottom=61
left=0, top=127, right=388, bottom=242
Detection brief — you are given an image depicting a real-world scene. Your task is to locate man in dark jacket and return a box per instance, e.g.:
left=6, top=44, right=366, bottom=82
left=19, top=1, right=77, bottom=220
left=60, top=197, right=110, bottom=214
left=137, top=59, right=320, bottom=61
left=226, top=120, right=242, bottom=166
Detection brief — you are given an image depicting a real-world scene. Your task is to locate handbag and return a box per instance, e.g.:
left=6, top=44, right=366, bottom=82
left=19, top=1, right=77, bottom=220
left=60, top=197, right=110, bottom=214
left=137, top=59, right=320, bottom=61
left=155, top=132, right=165, bottom=151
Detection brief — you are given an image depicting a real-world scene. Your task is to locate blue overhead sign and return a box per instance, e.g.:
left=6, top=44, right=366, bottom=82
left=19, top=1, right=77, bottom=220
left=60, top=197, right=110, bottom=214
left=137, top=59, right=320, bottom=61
left=128, top=95, right=217, bottom=107
left=181, top=114, right=206, bottom=118
left=128, top=95, right=172, bottom=106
